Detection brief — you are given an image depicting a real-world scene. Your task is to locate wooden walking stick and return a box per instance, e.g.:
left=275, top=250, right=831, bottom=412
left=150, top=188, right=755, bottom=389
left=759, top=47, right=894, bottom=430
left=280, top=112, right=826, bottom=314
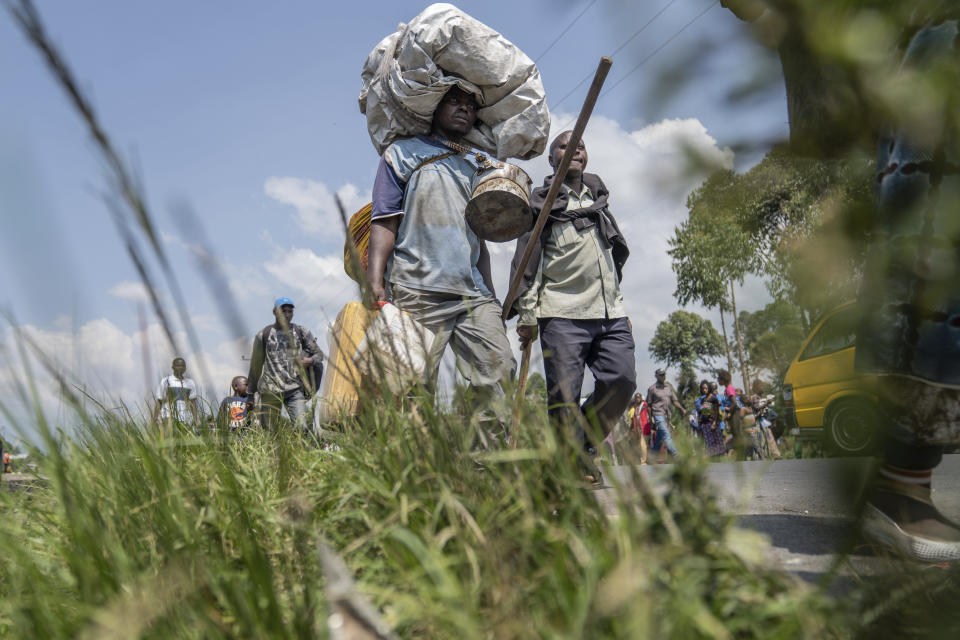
left=504, top=56, right=613, bottom=447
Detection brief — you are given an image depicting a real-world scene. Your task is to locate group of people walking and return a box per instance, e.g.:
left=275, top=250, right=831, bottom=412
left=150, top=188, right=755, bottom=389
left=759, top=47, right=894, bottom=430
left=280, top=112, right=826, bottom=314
left=610, top=368, right=782, bottom=464
left=148, top=67, right=960, bottom=561
left=367, top=87, right=636, bottom=481
left=153, top=296, right=324, bottom=434
left=154, top=87, right=638, bottom=484
left=144, top=0, right=960, bottom=568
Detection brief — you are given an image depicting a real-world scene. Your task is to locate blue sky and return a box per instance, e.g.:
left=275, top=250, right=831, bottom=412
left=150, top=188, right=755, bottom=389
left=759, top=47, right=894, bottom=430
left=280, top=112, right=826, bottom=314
left=0, top=1, right=786, bottom=426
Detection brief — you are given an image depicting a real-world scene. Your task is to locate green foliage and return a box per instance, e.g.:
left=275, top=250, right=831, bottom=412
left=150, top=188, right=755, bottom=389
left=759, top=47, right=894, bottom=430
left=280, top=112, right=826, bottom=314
left=669, top=171, right=754, bottom=312
left=737, top=299, right=808, bottom=380
left=732, top=147, right=872, bottom=324
left=649, top=310, right=724, bottom=407
left=524, top=372, right=548, bottom=403
left=674, top=147, right=871, bottom=330
left=649, top=311, right=724, bottom=373
left=0, top=384, right=849, bottom=639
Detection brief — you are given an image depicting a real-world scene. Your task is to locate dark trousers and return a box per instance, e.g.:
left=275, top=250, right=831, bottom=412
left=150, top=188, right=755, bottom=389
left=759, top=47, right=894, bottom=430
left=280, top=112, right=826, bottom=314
left=540, top=317, right=637, bottom=447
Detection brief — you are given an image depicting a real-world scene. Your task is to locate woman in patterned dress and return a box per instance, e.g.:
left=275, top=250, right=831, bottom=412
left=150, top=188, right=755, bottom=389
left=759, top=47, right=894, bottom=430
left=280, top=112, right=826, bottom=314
left=696, top=380, right=727, bottom=457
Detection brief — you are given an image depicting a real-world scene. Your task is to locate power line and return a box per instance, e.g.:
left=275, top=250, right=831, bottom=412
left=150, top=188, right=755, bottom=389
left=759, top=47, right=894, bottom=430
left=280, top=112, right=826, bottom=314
left=555, top=0, right=719, bottom=131
left=534, top=0, right=599, bottom=63
left=600, top=0, right=718, bottom=100
left=549, top=0, right=679, bottom=113
left=608, top=0, right=679, bottom=58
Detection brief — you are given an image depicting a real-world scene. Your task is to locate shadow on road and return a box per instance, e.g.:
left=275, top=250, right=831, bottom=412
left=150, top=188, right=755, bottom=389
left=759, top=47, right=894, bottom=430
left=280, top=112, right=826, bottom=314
left=736, top=513, right=875, bottom=557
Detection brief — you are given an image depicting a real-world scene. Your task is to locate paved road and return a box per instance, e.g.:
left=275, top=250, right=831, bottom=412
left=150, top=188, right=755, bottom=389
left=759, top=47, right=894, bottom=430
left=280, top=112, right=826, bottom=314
left=597, top=456, right=960, bottom=588
left=1, top=473, right=35, bottom=491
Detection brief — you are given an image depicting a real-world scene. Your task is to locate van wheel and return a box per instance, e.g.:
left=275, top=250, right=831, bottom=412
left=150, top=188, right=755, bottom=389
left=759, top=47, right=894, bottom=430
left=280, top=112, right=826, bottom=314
left=825, top=399, right=880, bottom=456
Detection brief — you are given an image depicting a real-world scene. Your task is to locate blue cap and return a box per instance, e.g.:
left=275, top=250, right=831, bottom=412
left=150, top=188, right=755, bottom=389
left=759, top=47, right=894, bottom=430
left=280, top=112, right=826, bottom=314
left=274, top=296, right=295, bottom=309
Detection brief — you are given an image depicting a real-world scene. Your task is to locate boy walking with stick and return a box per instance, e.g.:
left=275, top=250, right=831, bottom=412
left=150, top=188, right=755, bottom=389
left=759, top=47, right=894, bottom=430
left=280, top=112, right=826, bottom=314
left=508, top=129, right=636, bottom=481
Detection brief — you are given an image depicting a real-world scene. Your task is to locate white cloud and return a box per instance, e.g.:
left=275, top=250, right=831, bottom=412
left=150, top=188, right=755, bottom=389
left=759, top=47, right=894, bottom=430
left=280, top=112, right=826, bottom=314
left=264, top=178, right=371, bottom=237
left=108, top=280, right=152, bottom=303
left=263, top=248, right=346, bottom=297
left=0, top=318, right=251, bottom=442
left=261, top=247, right=361, bottom=336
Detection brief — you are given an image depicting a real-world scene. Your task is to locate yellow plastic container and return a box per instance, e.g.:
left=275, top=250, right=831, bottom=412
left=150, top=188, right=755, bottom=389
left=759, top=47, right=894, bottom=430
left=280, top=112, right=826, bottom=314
left=316, top=302, right=378, bottom=424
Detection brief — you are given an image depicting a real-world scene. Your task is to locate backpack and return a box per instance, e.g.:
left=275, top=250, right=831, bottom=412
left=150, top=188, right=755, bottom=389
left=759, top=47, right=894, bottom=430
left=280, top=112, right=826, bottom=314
left=343, top=151, right=455, bottom=283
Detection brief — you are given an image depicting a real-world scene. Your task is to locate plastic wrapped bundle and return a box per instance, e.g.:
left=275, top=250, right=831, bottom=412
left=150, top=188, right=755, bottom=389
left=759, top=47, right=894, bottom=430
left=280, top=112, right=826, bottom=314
left=359, top=3, right=549, bottom=161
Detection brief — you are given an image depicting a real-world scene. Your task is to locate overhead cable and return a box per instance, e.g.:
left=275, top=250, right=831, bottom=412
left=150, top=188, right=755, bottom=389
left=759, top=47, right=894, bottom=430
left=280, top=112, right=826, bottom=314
left=549, top=0, right=679, bottom=113
left=534, top=0, right=599, bottom=63
left=555, top=0, right=719, bottom=131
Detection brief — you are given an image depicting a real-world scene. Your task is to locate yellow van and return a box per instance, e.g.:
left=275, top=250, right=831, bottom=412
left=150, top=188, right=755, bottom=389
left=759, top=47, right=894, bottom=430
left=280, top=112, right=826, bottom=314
left=782, top=302, right=880, bottom=455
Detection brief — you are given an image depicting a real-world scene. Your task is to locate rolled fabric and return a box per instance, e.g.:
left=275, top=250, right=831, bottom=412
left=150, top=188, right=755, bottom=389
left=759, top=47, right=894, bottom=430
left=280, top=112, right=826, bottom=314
left=359, top=3, right=550, bottom=161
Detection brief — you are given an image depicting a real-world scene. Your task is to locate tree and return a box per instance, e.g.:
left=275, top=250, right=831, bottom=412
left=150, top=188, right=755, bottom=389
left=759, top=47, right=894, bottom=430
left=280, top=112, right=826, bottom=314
left=670, top=171, right=755, bottom=390
left=676, top=147, right=871, bottom=339
left=730, top=147, right=872, bottom=328
left=649, top=311, right=724, bottom=401
left=736, top=299, right=808, bottom=381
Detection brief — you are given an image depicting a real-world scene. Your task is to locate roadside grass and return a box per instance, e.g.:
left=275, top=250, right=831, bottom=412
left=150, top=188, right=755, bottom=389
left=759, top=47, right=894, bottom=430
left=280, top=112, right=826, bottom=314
left=7, top=1, right=955, bottom=636
left=0, top=386, right=847, bottom=639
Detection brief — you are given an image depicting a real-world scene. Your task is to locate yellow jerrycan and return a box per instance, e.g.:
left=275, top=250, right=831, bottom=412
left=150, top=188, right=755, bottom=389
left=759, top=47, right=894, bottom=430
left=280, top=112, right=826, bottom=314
left=316, top=302, right=378, bottom=425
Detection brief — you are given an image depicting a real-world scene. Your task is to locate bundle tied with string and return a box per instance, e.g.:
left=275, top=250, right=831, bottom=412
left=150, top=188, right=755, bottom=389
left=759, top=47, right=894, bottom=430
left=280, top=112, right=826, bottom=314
left=358, top=2, right=550, bottom=161
left=345, top=3, right=550, bottom=280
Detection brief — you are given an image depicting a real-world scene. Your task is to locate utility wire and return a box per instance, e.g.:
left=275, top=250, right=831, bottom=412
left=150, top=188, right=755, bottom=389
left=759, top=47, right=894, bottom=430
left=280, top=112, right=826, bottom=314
left=549, top=0, right=679, bottom=113
left=534, top=0, right=598, bottom=63
left=555, top=0, right=719, bottom=131
left=600, top=0, right=718, bottom=100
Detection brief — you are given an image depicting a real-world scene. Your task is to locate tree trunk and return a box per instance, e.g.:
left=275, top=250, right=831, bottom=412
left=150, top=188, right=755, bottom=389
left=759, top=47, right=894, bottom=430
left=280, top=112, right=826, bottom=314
left=723, top=1, right=869, bottom=157
left=719, top=307, right=735, bottom=376
left=730, top=281, right=750, bottom=392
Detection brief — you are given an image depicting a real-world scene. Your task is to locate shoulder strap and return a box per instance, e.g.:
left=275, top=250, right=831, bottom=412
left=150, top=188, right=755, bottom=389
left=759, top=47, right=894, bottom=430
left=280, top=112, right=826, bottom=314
left=413, top=151, right=455, bottom=173
left=260, top=324, right=276, bottom=344
left=292, top=323, right=320, bottom=354
left=292, top=323, right=306, bottom=346
left=343, top=150, right=456, bottom=284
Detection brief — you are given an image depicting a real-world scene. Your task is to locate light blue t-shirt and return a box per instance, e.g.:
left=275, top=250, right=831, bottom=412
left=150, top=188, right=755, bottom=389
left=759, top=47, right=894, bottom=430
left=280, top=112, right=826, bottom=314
left=371, top=136, right=490, bottom=297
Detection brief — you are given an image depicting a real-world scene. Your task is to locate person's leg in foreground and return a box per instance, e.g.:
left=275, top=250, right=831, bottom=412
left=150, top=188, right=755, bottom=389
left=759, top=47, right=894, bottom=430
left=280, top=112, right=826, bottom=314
left=856, top=19, right=960, bottom=561
left=862, top=379, right=960, bottom=560
left=283, top=388, right=308, bottom=433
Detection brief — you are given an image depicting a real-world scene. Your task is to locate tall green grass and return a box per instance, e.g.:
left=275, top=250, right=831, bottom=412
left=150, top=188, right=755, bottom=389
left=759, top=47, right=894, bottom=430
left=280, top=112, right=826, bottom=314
left=0, top=383, right=845, bottom=639
left=6, top=1, right=958, bottom=637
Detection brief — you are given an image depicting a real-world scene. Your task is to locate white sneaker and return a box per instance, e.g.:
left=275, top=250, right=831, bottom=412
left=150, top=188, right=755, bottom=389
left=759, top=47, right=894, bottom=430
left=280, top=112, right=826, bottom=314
left=863, top=502, right=960, bottom=563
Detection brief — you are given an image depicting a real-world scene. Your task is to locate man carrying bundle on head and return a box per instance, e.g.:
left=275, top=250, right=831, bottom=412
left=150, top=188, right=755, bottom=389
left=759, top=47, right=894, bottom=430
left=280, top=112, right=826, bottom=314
left=354, top=4, right=550, bottom=439
left=365, top=86, right=516, bottom=436
left=508, top=131, right=636, bottom=481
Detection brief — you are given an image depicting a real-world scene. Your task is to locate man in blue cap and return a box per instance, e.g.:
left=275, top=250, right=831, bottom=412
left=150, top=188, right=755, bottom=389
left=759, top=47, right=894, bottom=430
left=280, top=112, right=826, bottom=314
left=247, top=297, right=323, bottom=431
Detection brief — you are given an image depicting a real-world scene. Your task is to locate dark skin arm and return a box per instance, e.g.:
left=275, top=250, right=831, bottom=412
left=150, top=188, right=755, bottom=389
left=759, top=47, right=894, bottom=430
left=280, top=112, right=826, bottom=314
left=673, top=395, right=687, bottom=415
left=367, top=217, right=400, bottom=308
left=246, top=334, right=265, bottom=411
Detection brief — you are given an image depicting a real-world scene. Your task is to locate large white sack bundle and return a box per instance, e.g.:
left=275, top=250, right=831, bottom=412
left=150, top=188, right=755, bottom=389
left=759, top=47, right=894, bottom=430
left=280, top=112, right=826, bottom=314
left=353, top=303, right=435, bottom=394
left=359, top=2, right=550, bottom=161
